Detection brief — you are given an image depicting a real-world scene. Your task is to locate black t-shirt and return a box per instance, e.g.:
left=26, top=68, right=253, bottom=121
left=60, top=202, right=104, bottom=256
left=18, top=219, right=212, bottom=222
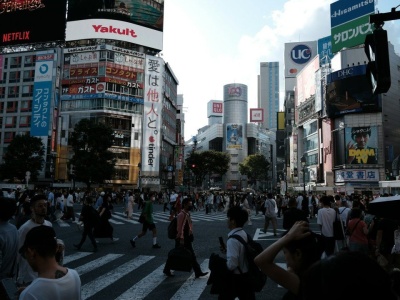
left=283, top=208, right=309, bottom=230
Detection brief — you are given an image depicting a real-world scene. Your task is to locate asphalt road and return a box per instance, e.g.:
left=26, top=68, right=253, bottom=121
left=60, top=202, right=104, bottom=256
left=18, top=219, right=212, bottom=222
left=47, top=203, right=320, bottom=300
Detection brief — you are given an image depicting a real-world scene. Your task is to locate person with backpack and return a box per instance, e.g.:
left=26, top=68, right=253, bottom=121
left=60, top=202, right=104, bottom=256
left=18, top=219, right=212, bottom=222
left=254, top=221, right=322, bottom=300
left=73, top=197, right=99, bottom=252
left=219, top=206, right=256, bottom=299
left=163, top=197, right=208, bottom=278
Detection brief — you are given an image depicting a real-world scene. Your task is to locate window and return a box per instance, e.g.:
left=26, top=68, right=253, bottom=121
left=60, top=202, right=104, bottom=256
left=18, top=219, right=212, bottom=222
left=0, top=72, right=7, bottom=84
left=8, top=86, right=19, bottom=98
left=19, top=116, right=30, bottom=127
left=9, top=71, right=20, bottom=83
left=0, top=86, right=5, bottom=99
left=22, top=85, right=33, bottom=97
left=20, top=100, right=31, bottom=112
left=6, top=101, right=17, bottom=112
left=23, top=70, right=34, bottom=82
left=4, top=132, right=15, bottom=143
left=5, top=116, right=16, bottom=127
left=24, top=55, right=35, bottom=67
left=10, top=56, right=21, bottom=68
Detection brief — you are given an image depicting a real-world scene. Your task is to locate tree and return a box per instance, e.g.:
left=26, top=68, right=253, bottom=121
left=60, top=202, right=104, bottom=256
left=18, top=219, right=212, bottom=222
left=69, top=119, right=116, bottom=188
left=0, top=134, right=45, bottom=182
left=239, top=154, right=270, bottom=185
left=186, top=150, right=230, bottom=187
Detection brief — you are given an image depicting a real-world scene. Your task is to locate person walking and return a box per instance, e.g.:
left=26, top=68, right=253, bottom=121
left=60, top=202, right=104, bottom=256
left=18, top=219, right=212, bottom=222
left=218, top=206, right=255, bottom=299
left=94, top=193, right=119, bottom=242
left=126, top=191, right=135, bottom=220
left=240, top=194, right=252, bottom=226
left=282, top=197, right=309, bottom=230
left=61, top=190, right=75, bottom=221
left=163, top=197, right=208, bottom=278
left=0, top=196, right=18, bottom=280
left=17, top=194, right=53, bottom=285
left=262, top=193, right=278, bottom=236
left=73, top=197, right=99, bottom=252
left=18, top=226, right=81, bottom=300
left=129, top=192, right=161, bottom=249
left=317, top=195, right=337, bottom=257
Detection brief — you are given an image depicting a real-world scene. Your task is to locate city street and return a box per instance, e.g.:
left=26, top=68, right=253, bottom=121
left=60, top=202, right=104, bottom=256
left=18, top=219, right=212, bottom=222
left=49, top=202, right=320, bottom=300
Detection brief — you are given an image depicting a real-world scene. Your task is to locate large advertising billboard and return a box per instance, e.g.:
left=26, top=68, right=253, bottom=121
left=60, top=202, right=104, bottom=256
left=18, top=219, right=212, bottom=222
left=284, top=41, right=317, bottom=78
left=330, top=0, right=375, bottom=53
left=345, top=126, right=378, bottom=165
left=67, top=0, right=164, bottom=31
left=296, top=55, right=319, bottom=106
left=250, top=108, right=264, bottom=123
left=30, top=53, right=54, bottom=137
left=325, top=65, right=380, bottom=117
left=207, top=100, right=223, bottom=117
left=141, top=56, right=164, bottom=176
left=226, top=123, right=243, bottom=150
left=0, top=0, right=67, bottom=47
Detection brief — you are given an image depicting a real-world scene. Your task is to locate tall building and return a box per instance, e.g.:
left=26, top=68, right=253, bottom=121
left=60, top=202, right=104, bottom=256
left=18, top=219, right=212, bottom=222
left=258, top=62, right=279, bottom=130
left=0, top=0, right=181, bottom=192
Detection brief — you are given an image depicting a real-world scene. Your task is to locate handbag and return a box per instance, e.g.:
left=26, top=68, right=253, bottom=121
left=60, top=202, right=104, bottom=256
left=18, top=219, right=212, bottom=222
left=167, top=246, right=193, bottom=272
left=138, top=213, right=145, bottom=223
left=333, top=212, right=345, bottom=240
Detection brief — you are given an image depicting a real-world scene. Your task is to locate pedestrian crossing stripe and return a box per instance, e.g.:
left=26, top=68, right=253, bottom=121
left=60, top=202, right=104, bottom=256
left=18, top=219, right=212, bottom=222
left=63, top=250, right=290, bottom=299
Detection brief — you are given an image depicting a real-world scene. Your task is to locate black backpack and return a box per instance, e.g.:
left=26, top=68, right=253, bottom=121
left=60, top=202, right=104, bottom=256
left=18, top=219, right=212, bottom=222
left=167, top=217, right=178, bottom=239
left=228, top=233, right=267, bottom=292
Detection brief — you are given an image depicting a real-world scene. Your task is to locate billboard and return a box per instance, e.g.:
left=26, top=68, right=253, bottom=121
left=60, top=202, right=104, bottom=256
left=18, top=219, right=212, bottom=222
left=207, top=100, right=223, bottom=117
left=66, top=19, right=163, bottom=51
left=277, top=111, right=285, bottom=130
left=335, top=169, right=379, bottom=182
left=317, top=36, right=333, bottom=66
left=67, top=0, right=164, bottom=32
left=141, top=56, right=164, bottom=176
left=250, top=108, right=264, bottom=123
left=331, top=15, right=373, bottom=53
left=345, top=126, right=378, bottom=165
left=30, top=53, right=54, bottom=137
left=284, top=41, right=317, bottom=78
left=296, top=55, right=319, bottom=106
left=325, top=65, right=380, bottom=117
left=226, top=123, right=243, bottom=150
left=0, top=0, right=67, bottom=47
left=330, top=0, right=375, bottom=28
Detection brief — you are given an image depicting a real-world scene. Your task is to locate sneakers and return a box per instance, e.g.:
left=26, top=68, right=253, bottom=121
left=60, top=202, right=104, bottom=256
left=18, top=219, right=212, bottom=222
left=163, top=270, right=174, bottom=277
left=130, top=240, right=136, bottom=248
left=152, top=243, right=161, bottom=249
left=112, top=237, right=119, bottom=242
left=195, top=271, right=209, bottom=278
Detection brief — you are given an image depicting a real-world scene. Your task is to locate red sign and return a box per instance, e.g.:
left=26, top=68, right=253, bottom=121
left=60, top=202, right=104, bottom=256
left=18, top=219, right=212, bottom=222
left=213, top=102, right=223, bottom=113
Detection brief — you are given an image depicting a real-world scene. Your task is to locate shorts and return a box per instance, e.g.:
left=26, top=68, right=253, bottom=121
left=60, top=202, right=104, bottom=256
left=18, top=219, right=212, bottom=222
left=142, top=222, right=156, bottom=231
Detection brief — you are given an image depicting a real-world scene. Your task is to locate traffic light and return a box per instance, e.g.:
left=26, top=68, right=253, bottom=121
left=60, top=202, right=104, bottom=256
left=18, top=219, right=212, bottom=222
left=364, top=29, right=391, bottom=94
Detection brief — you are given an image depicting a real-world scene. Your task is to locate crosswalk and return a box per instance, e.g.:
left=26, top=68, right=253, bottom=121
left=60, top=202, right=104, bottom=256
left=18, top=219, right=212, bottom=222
left=56, top=210, right=266, bottom=227
left=63, top=250, right=286, bottom=300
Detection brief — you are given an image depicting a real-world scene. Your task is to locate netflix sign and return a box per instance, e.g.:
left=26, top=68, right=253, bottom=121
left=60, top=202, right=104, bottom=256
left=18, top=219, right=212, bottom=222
left=0, top=0, right=67, bottom=47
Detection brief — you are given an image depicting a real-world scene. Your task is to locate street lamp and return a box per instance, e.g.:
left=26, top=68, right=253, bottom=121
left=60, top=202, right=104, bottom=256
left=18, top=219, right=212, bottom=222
left=301, top=155, right=306, bottom=195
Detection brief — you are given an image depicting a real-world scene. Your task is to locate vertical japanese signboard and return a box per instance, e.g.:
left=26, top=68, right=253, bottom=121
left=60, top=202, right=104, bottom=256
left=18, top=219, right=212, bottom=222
left=30, top=53, right=54, bottom=136
left=141, top=56, right=164, bottom=176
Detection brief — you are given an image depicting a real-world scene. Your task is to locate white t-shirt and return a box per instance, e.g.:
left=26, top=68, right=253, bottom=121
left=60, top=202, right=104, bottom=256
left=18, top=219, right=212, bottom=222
left=264, top=198, right=277, bottom=218
left=317, top=207, right=336, bottom=237
left=17, top=220, right=53, bottom=284
left=296, top=195, right=303, bottom=210
left=19, top=268, right=81, bottom=300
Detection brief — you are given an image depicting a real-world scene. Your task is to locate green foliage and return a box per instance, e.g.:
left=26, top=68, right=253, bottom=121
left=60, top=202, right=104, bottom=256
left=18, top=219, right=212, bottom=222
left=239, top=154, right=270, bottom=181
left=69, top=119, right=116, bottom=188
left=186, top=150, right=230, bottom=185
left=0, top=134, right=45, bottom=181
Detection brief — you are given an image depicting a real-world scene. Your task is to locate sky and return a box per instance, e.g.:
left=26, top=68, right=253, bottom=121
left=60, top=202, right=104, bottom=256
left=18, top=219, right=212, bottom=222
left=162, top=0, right=400, bottom=141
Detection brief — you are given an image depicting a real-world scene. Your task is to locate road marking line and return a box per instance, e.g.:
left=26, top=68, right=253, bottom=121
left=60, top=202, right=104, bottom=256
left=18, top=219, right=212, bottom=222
left=63, top=252, right=93, bottom=265
left=75, top=254, right=124, bottom=276
left=170, top=259, right=210, bottom=300
left=81, top=255, right=154, bottom=300
left=115, top=264, right=166, bottom=300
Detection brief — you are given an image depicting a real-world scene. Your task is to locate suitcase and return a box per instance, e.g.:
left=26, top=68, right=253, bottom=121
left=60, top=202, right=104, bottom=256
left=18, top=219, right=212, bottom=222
left=167, top=247, right=193, bottom=272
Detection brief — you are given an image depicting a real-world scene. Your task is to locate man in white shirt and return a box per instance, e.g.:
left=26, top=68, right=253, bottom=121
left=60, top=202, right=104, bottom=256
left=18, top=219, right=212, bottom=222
left=17, top=194, right=53, bottom=285
left=296, top=193, right=303, bottom=210
left=18, top=226, right=81, bottom=300
left=317, top=195, right=337, bottom=257
left=220, top=206, right=255, bottom=299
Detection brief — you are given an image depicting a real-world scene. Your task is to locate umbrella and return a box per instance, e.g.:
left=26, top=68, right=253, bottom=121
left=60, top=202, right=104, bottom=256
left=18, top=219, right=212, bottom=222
left=368, top=195, right=400, bottom=220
